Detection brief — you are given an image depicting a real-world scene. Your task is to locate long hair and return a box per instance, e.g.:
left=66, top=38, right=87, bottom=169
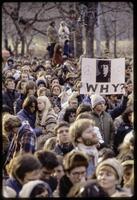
left=36, top=96, right=53, bottom=125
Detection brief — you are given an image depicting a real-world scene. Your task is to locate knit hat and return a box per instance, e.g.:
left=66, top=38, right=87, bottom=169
left=19, top=180, right=52, bottom=198
left=96, top=158, right=123, bottom=184
left=121, top=159, right=134, bottom=167
left=51, top=84, right=62, bottom=93
left=91, top=94, right=105, bottom=108
left=36, top=78, right=47, bottom=87
left=63, top=150, right=88, bottom=171
left=35, top=65, right=45, bottom=72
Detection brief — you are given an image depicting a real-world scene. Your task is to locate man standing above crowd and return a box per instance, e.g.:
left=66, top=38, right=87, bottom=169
left=47, top=21, right=59, bottom=59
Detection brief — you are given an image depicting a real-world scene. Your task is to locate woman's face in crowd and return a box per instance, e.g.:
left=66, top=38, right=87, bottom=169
left=28, top=88, right=36, bottom=95
left=97, top=166, right=118, bottom=191
left=37, top=100, right=45, bottom=111
left=52, top=86, right=61, bottom=96
left=53, top=165, right=64, bottom=182
left=123, top=166, right=133, bottom=186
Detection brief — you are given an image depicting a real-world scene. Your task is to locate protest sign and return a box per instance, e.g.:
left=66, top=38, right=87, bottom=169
left=80, top=58, right=125, bottom=95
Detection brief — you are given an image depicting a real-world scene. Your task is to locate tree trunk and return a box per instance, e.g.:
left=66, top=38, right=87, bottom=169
left=86, top=23, right=94, bottom=57
left=4, top=37, right=8, bottom=50
left=21, top=36, right=25, bottom=56
left=114, top=20, right=117, bottom=58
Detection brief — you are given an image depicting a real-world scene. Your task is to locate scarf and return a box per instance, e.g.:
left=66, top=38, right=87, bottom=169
left=77, top=143, right=98, bottom=166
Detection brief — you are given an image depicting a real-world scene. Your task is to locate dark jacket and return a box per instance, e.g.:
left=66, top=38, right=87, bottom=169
left=14, top=93, right=26, bottom=114
left=59, top=174, right=73, bottom=197
left=90, top=111, right=115, bottom=148
left=4, top=121, right=36, bottom=168
left=17, top=109, right=42, bottom=137
left=114, top=122, right=133, bottom=154
left=50, top=95, right=61, bottom=109
left=108, top=95, right=128, bottom=120
left=63, top=41, right=73, bottom=58
left=53, top=143, right=74, bottom=156
left=2, top=89, right=19, bottom=114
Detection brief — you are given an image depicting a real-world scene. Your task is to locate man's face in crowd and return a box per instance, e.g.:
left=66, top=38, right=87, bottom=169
left=69, top=99, right=78, bottom=109
left=28, top=88, right=36, bottom=96
left=94, top=102, right=105, bottom=112
left=51, top=79, right=59, bottom=86
left=68, top=166, right=87, bottom=184
left=21, top=73, right=29, bottom=81
left=40, top=167, right=54, bottom=180
left=80, top=125, right=99, bottom=146
left=6, top=80, right=15, bottom=90
left=57, top=126, right=70, bottom=144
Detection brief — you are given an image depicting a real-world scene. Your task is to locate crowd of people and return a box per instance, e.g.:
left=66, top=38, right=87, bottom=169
left=2, top=20, right=134, bottom=198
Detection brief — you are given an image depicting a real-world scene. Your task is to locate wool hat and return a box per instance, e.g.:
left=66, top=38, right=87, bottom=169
left=121, top=159, right=134, bottom=167
left=96, top=158, right=123, bottom=184
left=19, top=180, right=52, bottom=198
left=36, top=78, right=47, bottom=87
left=91, top=94, right=105, bottom=108
left=63, top=150, right=89, bottom=171
left=51, top=84, right=62, bottom=93
left=35, top=65, right=45, bottom=72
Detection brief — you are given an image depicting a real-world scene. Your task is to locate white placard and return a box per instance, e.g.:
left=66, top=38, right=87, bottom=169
left=80, top=58, right=125, bottom=95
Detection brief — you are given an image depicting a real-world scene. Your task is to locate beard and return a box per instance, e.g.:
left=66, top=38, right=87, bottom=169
left=82, top=137, right=99, bottom=146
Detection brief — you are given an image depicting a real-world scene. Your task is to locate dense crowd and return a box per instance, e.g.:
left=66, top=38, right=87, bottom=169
left=2, top=20, right=134, bottom=198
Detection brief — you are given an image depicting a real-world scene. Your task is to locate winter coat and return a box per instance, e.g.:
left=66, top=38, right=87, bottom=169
left=52, top=44, right=63, bottom=66
left=90, top=111, right=115, bottom=148
left=50, top=95, right=61, bottom=109
left=53, top=143, right=74, bottom=156
left=5, top=177, right=22, bottom=197
left=14, top=93, right=26, bottom=114
left=114, top=122, right=133, bottom=154
left=63, top=41, right=73, bottom=58
left=4, top=121, right=37, bottom=168
left=17, top=109, right=42, bottom=137
left=58, top=25, right=70, bottom=45
left=36, top=109, right=57, bottom=149
left=47, top=25, right=58, bottom=44
left=59, top=174, right=73, bottom=197
left=2, top=89, right=19, bottom=114
left=109, top=95, right=129, bottom=120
